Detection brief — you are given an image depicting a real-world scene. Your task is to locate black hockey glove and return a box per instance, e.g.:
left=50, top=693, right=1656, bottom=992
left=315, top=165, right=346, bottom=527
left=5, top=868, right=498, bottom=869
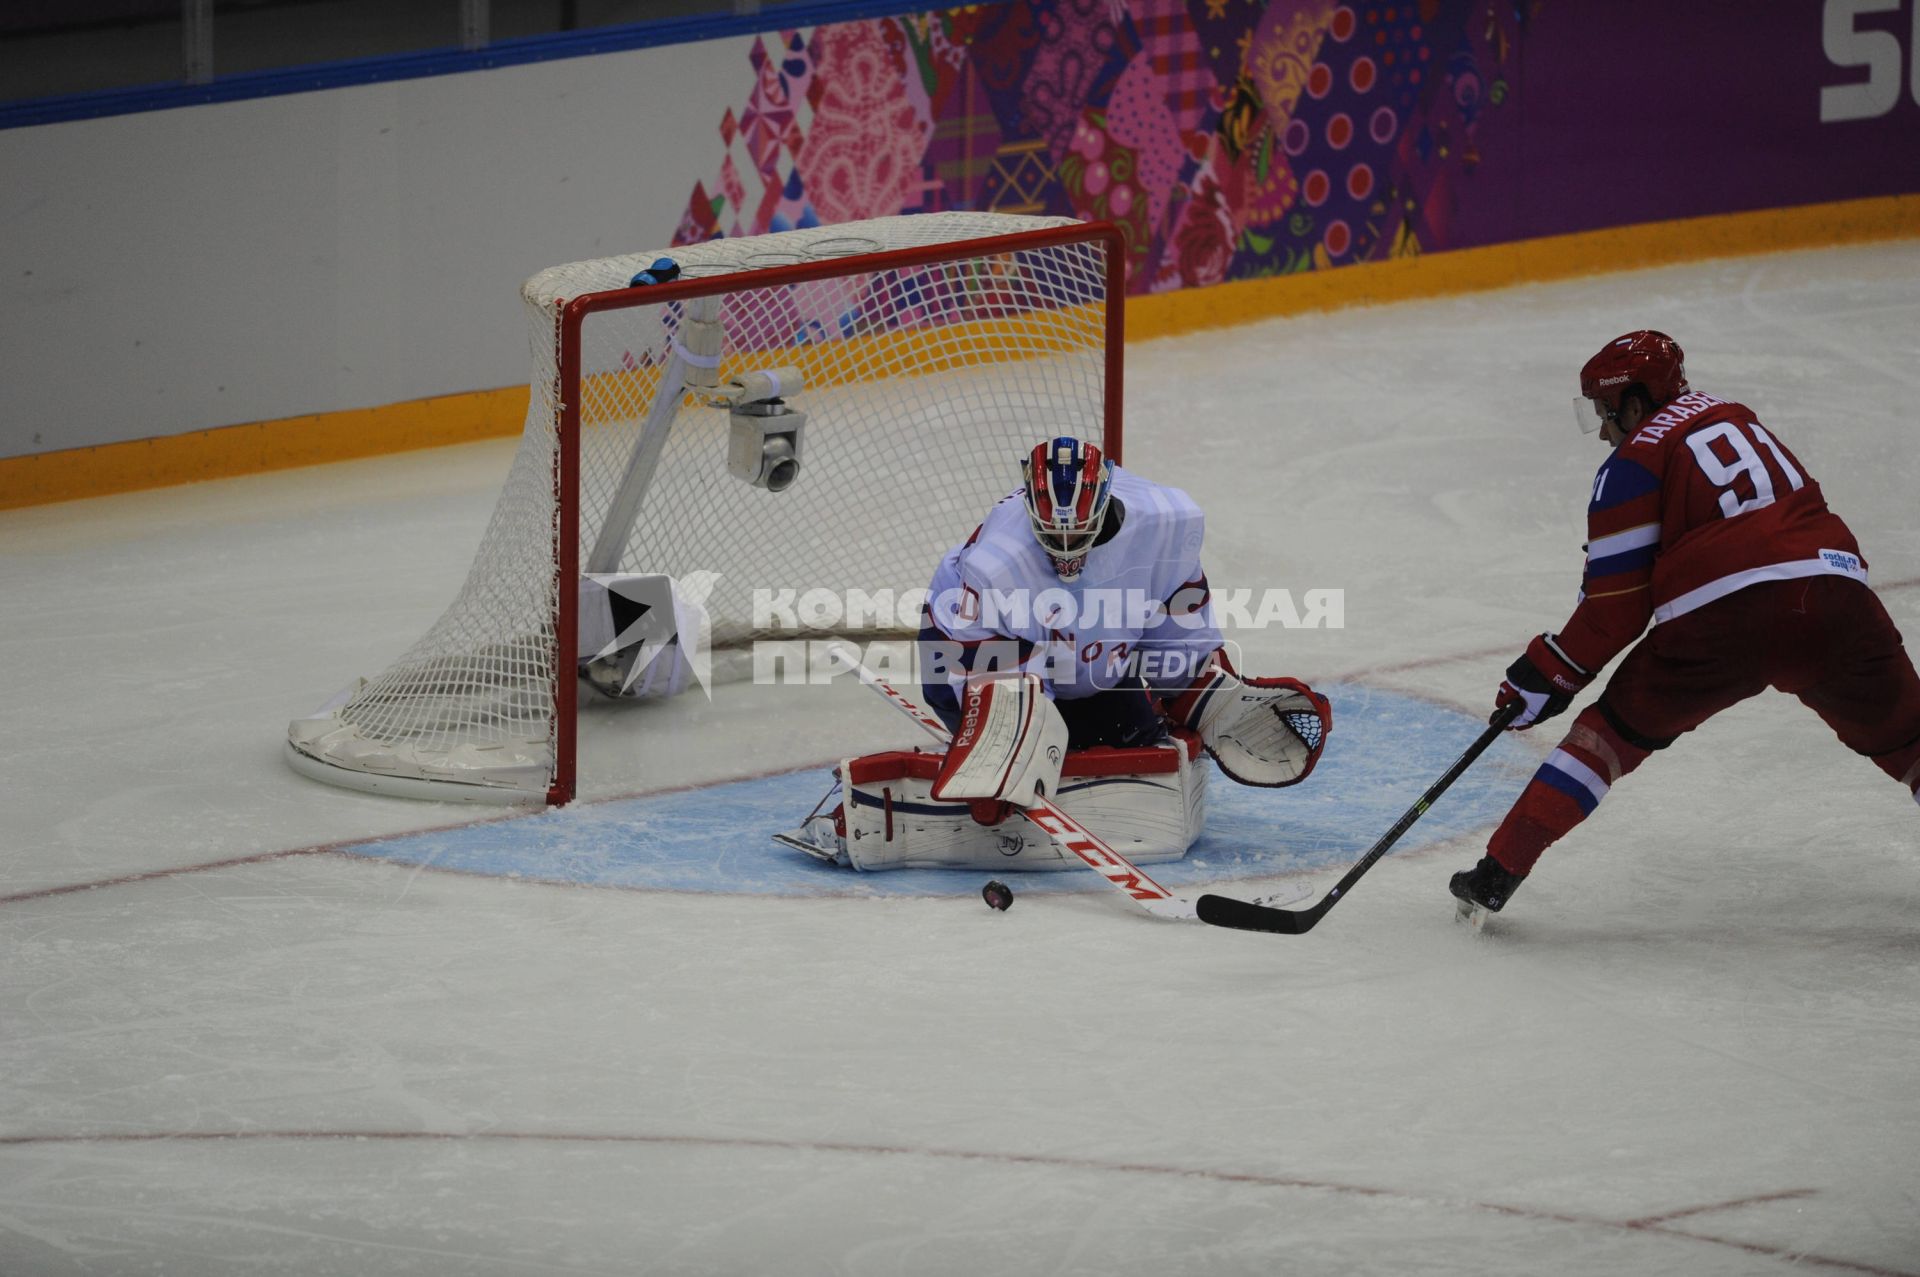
left=1493, top=634, right=1591, bottom=730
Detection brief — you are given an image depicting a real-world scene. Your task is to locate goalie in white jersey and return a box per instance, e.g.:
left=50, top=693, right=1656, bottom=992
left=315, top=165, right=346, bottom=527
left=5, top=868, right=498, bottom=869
left=779, top=437, right=1333, bottom=874
left=924, top=436, right=1229, bottom=746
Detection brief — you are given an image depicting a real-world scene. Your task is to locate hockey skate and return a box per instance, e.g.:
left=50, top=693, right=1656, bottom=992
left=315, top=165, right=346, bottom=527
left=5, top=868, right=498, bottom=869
left=771, top=785, right=852, bottom=868
left=1450, top=855, right=1524, bottom=930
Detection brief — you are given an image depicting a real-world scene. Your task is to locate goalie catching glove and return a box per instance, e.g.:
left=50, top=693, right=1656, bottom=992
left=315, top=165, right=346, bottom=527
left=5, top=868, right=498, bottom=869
left=1166, top=651, right=1332, bottom=787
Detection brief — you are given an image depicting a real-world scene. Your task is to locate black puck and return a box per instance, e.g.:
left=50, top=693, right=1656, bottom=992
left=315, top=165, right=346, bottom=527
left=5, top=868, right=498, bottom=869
left=981, top=880, right=1014, bottom=911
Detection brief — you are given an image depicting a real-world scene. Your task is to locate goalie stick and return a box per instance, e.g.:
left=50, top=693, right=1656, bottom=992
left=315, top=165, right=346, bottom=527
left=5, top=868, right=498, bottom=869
left=1194, top=700, right=1525, bottom=935
left=826, top=645, right=1208, bottom=922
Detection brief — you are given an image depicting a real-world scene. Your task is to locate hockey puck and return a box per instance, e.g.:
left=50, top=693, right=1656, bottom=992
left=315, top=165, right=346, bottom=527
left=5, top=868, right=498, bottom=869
left=981, top=880, right=1014, bottom=911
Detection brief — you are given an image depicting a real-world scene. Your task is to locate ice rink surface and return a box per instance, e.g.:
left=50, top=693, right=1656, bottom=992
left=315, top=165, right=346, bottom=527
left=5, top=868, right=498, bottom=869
left=3, top=242, right=1918, bottom=1275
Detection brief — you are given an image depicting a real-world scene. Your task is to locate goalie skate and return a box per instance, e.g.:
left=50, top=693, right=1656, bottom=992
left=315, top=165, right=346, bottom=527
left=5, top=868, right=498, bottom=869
left=768, top=806, right=852, bottom=867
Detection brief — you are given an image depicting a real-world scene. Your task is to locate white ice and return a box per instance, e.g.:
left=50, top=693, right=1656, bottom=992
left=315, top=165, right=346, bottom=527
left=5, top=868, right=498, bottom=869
left=3, top=243, right=1918, bottom=1276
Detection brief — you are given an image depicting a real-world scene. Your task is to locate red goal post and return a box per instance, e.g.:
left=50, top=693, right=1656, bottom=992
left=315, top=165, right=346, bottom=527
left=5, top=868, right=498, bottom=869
left=288, top=213, right=1126, bottom=806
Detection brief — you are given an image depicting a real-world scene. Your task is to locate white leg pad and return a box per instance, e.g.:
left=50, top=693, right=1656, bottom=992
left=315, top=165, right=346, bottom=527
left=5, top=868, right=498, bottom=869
left=835, top=732, right=1208, bottom=872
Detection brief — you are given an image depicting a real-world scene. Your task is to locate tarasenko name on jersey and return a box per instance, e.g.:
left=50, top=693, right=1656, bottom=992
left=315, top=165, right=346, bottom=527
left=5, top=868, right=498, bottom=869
left=924, top=465, right=1225, bottom=697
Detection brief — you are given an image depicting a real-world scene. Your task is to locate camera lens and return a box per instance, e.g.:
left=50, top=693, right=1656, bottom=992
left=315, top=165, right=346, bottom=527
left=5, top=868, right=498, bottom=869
left=763, top=437, right=798, bottom=492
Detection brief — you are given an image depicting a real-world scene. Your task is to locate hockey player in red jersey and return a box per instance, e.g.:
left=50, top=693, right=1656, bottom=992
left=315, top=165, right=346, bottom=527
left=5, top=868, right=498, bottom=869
left=1451, top=330, right=1920, bottom=915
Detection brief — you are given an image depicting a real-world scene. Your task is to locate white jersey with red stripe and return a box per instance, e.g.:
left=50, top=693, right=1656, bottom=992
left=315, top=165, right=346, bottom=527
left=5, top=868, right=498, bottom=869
left=925, top=465, right=1222, bottom=701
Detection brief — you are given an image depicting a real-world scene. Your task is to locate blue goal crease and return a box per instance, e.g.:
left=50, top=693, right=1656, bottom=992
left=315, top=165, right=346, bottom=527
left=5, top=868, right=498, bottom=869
left=337, top=684, right=1535, bottom=899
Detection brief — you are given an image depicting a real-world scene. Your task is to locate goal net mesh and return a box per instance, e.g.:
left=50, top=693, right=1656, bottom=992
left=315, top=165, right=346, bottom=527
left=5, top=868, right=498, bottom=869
left=287, top=213, right=1117, bottom=800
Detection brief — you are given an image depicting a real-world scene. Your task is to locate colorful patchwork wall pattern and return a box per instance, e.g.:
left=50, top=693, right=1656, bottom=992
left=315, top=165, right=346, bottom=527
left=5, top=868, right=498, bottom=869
left=673, top=0, right=1537, bottom=293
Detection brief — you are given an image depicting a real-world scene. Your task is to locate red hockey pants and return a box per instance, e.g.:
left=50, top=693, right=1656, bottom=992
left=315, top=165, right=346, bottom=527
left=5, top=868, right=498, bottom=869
left=1489, top=575, right=1920, bottom=874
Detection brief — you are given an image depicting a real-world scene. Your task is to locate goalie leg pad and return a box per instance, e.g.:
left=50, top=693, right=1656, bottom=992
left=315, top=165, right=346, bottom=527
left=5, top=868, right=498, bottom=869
left=823, top=739, right=1207, bottom=872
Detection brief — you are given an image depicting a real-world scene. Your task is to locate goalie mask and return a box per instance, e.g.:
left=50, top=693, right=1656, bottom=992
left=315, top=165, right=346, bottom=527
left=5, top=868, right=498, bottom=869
left=1021, top=436, right=1112, bottom=579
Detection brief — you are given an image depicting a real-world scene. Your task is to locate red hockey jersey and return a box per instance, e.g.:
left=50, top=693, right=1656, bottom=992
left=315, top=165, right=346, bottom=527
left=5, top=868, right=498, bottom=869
left=1554, top=391, right=1866, bottom=674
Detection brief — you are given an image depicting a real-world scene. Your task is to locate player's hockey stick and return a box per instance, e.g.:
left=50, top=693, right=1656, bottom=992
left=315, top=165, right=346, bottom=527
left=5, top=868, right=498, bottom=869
left=826, top=644, right=1201, bottom=921
left=1194, top=699, right=1525, bottom=935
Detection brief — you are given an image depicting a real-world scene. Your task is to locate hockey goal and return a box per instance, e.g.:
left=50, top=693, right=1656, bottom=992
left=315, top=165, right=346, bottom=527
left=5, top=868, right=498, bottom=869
left=287, top=213, right=1125, bottom=804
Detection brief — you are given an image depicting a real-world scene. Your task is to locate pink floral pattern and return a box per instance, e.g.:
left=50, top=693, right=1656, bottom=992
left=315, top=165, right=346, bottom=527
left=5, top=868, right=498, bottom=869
left=1159, top=138, right=1238, bottom=289
left=795, top=20, right=930, bottom=225
left=1023, top=0, right=1129, bottom=162
left=674, top=1, right=1532, bottom=291
left=1057, top=111, right=1152, bottom=282
left=1103, top=52, right=1189, bottom=234
left=1172, top=178, right=1236, bottom=287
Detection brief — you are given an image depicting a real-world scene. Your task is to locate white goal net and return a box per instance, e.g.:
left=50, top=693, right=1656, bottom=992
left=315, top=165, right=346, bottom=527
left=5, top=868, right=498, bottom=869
left=287, top=212, right=1123, bottom=803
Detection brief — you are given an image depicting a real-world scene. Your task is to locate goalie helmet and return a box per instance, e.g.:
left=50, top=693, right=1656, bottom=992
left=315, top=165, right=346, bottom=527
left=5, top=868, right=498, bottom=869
left=1575, top=330, right=1687, bottom=434
left=1020, top=436, right=1112, bottom=579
